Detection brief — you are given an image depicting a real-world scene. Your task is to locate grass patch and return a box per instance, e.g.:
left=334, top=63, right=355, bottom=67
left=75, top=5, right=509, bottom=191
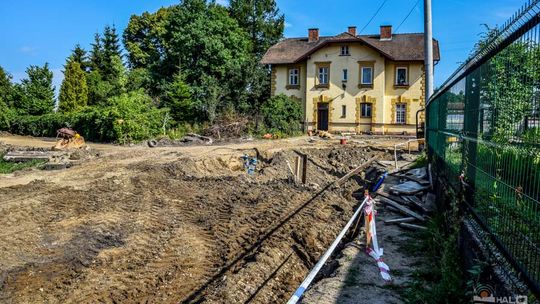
left=402, top=213, right=468, bottom=304
left=0, top=154, right=45, bottom=174
left=410, top=152, right=428, bottom=169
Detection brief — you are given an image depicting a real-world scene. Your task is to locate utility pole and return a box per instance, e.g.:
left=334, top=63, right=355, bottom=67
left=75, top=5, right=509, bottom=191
left=424, top=0, right=434, bottom=101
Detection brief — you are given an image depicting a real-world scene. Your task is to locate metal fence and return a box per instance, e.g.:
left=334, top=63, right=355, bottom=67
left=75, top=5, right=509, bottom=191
left=426, top=0, right=540, bottom=297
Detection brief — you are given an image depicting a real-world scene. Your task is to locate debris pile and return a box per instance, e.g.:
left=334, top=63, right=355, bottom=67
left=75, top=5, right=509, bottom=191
left=375, top=167, right=435, bottom=231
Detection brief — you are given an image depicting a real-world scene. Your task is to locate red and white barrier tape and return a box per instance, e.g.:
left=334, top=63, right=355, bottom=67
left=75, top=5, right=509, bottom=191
left=364, top=194, right=392, bottom=282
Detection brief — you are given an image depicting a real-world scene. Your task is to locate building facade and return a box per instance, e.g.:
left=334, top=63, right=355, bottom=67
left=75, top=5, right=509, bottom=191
left=261, top=25, right=440, bottom=135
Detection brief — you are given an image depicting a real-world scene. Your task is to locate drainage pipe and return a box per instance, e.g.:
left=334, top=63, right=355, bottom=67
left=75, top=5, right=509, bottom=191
left=286, top=196, right=369, bottom=304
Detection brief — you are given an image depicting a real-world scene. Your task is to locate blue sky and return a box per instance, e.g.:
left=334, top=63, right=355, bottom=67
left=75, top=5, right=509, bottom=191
left=0, top=0, right=524, bottom=93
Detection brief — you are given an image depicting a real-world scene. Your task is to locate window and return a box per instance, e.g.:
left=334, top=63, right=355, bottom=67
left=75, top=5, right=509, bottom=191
left=288, top=68, right=299, bottom=86
left=340, top=45, right=350, bottom=56
left=395, top=66, right=408, bottom=86
left=315, top=62, right=330, bottom=88
left=341, top=105, right=347, bottom=118
left=361, top=103, right=372, bottom=117
left=342, top=69, right=348, bottom=82
left=318, top=67, right=329, bottom=85
left=358, top=61, right=375, bottom=88
left=361, top=67, right=373, bottom=85
left=396, top=103, right=406, bottom=124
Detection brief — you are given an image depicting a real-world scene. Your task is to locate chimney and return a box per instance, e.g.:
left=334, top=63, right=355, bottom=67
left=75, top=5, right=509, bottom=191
left=308, top=28, right=319, bottom=42
left=380, top=25, right=392, bottom=40
left=348, top=26, right=357, bottom=36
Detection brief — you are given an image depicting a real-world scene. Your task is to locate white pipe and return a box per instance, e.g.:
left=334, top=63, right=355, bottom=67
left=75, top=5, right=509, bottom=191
left=287, top=197, right=369, bottom=304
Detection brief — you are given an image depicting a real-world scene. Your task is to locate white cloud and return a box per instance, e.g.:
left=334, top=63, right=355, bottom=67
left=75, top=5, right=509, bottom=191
left=20, top=46, right=37, bottom=55
left=285, top=22, right=292, bottom=28
left=215, top=0, right=229, bottom=6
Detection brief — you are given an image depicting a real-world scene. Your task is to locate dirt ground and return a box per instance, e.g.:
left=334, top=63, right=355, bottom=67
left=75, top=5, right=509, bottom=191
left=0, top=134, right=413, bottom=303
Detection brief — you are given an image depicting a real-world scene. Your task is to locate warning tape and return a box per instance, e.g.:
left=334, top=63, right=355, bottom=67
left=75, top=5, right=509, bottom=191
left=364, top=193, right=392, bottom=282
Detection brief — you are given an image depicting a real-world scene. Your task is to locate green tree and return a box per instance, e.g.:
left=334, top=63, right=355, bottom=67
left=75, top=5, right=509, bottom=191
left=102, top=25, right=123, bottom=81
left=228, top=0, right=285, bottom=58
left=59, top=59, right=88, bottom=112
left=90, top=33, right=105, bottom=72
left=165, top=0, right=251, bottom=117
left=87, top=70, right=114, bottom=106
left=0, top=66, right=15, bottom=107
left=16, top=63, right=55, bottom=115
left=123, top=8, right=171, bottom=70
left=71, top=44, right=90, bottom=72
left=163, top=73, right=195, bottom=122
left=261, top=94, right=302, bottom=134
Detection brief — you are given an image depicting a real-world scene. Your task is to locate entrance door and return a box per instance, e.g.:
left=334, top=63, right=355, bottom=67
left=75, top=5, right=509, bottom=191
left=317, top=103, right=329, bottom=131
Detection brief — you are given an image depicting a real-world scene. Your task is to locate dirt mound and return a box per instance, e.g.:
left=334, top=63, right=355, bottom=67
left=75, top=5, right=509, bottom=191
left=0, top=144, right=391, bottom=303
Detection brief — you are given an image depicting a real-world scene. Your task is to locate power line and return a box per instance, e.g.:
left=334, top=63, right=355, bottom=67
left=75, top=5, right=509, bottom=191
left=359, top=0, right=389, bottom=34
left=395, top=0, right=421, bottom=33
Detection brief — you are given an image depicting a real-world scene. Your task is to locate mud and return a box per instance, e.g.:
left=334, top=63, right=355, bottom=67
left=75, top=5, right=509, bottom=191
left=0, top=136, right=396, bottom=303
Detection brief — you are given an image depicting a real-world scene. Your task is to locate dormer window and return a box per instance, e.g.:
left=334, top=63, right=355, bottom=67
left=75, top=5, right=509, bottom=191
left=340, top=45, right=350, bottom=56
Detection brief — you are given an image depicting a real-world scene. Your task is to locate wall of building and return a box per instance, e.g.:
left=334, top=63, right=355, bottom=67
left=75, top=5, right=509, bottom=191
left=271, top=42, right=425, bottom=135
left=383, top=61, right=425, bottom=135
left=304, top=44, right=385, bottom=133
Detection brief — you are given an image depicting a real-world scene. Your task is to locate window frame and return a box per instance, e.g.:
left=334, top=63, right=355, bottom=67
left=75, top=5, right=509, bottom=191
left=286, top=65, right=301, bottom=90
left=357, top=61, right=375, bottom=89
left=341, top=105, right=347, bottom=118
left=342, top=69, right=348, bottom=82
left=395, top=65, right=409, bottom=87
left=361, top=67, right=373, bottom=85
left=395, top=103, right=407, bottom=124
left=340, top=45, right=350, bottom=56
left=360, top=103, right=372, bottom=118
left=315, top=62, right=331, bottom=89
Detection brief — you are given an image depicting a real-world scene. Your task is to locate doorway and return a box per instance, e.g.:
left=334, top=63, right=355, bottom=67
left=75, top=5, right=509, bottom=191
left=317, top=103, right=329, bottom=131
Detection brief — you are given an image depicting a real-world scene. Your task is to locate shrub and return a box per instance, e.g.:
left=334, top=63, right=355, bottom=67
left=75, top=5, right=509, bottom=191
left=260, top=94, right=302, bottom=135
left=5, top=90, right=168, bottom=144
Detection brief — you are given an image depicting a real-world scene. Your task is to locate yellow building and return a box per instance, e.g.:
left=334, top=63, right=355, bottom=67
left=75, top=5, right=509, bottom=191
left=261, top=25, right=440, bottom=135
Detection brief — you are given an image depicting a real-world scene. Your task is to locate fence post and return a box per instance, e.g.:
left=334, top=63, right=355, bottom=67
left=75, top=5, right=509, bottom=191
left=462, top=68, right=481, bottom=205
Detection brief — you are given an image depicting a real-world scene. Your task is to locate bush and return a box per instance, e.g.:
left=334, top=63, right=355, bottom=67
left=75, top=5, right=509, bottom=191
left=260, top=94, right=302, bottom=135
left=4, top=90, right=168, bottom=144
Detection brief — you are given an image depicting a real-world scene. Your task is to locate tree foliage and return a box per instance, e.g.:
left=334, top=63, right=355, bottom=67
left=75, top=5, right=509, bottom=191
left=162, top=73, right=195, bottom=122
left=1, top=0, right=294, bottom=142
left=71, top=44, right=90, bottom=72
left=59, top=59, right=88, bottom=112
left=260, top=94, right=302, bottom=133
left=228, top=0, right=285, bottom=58
left=15, top=63, right=55, bottom=115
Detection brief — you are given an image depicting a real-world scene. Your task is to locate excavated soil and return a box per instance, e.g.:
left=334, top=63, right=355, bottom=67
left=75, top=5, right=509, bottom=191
left=0, top=136, right=395, bottom=303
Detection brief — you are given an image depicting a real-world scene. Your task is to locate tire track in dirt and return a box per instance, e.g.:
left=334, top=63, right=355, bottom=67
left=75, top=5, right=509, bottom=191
left=0, top=145, right=389, bottom=303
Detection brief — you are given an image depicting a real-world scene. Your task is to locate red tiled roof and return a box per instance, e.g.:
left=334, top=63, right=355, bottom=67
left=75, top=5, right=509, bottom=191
left=260, top=32, right=440, bottom=65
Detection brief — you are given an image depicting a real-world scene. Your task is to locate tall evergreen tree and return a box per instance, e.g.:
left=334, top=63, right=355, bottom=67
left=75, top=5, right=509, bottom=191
left=228, top=0, right=285, bottom=58
left=16, top=63, right=55, bottom=115
left=90, top=33, right=105, bottom=72
left=102, top=25, right=122, bottom=81
left=59, top=59, right=88, bottom=112
left=71, top=44, right=90, bottom=72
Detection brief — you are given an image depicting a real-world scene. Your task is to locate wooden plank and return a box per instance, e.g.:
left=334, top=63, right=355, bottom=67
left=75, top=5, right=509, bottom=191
left=384, top=217, right=416, bottom=224
left=399, top=223, right=428, bottom=231
left=377, top=196, right=426, bottom=222
left=302, top=154, right=307, bottom=184
left=402, top=195, right=429, bottom=214
left=295, top=156, right=301, bottom=183
left=335, top=155, right=380, bottom=186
